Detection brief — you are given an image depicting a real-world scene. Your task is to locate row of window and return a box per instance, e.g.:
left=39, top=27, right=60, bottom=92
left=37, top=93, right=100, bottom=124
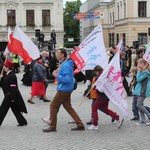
left=110, top=1, right=147, bottom=24
left=109, top=33, right=147, bottom=47
left=7, top=9, right=51, bottom=26
left=109, top=33, right=126, bottom=47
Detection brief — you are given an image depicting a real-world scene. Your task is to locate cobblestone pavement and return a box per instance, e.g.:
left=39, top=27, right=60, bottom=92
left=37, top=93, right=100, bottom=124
left=0, top=71, right=150, bottom=150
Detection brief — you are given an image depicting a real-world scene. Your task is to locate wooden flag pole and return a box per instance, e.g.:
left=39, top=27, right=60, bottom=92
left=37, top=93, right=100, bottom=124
left=78, top=87, right=92, bottom=107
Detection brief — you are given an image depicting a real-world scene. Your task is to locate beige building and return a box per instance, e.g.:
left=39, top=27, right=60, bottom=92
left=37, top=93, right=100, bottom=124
left=80, top=0, right=150, bottom=48
left=0, top=0, right=64, bottom=50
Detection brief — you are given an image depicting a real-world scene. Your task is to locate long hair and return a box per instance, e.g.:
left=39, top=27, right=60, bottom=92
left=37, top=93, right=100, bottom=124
left=138, top=58, right=150, bottom=71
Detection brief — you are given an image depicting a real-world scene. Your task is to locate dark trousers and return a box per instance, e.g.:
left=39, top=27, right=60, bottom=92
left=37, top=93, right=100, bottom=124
left=14, top=63, right=19, bottom=73
left=50, top=91, right=84, bottom=129
left=123, top=76, right=129, bottom=95
left=92, top=100, right=119, bottom=126
left=132, top=96, right=139, bottom=119
left=0, top=96, right=27, bottom=126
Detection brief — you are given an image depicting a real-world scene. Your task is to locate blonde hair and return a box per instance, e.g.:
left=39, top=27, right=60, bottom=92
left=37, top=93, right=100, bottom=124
left=138, top=58, right=150, bottom=71
left=131, top=67, right=137, bottom=74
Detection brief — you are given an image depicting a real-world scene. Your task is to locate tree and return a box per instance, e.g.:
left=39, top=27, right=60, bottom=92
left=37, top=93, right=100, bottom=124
left=64, top=0, right=82, bottom=48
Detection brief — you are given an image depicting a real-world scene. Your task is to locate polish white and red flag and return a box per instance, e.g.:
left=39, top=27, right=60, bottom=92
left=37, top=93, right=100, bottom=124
left=9, top=25, right=40, bottom=64
left=143, top=42, right=150, bottom=63
left=70, top=24, right=108, bottom=74
left=115, top=39, right=124, bottom=52
left=95, top=52, right=128, bottom=117
left=4, top=27, right=13, bottom=55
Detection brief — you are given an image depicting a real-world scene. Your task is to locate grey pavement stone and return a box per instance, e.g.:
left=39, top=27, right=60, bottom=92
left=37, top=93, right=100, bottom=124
left=0, top=70, right=150, bottom=150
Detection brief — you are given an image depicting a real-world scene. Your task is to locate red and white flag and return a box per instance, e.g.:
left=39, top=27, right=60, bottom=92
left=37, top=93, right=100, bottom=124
left=70, top=24, right=108, bottom=74
left=143, top=42, right=150, bottom=62
left=4, top=27, right=13, bottom=55
left=95, top=52, right=128, bottom=116
left=115, top=39, right=124, bottom=52
left=10, top=26, right=40, bottom=64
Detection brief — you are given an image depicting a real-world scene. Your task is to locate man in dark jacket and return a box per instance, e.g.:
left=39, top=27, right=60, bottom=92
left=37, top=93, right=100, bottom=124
left=0, top=60, right=27, bottom=126
left=50, top=30, right=56, bottom=49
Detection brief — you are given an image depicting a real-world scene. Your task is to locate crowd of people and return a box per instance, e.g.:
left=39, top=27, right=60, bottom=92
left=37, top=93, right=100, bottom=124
left=0, top=45, right=150, bottom=132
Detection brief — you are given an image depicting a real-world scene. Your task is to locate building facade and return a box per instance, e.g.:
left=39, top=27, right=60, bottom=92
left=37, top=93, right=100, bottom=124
left=80, top=0, right=150, bottom=48
left=0, top=0, right=64, bottom=50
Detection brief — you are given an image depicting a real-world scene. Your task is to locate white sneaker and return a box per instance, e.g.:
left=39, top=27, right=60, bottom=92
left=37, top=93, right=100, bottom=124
left=118, top=118, right=124, bottom=129
left=87, top=124, right=99, bottom=130
left=42, top=117, right=50, bottom=125
left=136, top=121, right=146, bottom=126
left=146, top=121, right=150, bottom=126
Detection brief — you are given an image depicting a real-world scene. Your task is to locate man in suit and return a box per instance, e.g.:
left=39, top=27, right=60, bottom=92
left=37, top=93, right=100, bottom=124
left=0, top=60, right=27, bottom=126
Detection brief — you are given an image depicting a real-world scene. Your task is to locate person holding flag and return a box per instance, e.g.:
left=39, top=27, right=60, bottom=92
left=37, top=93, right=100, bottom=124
left=87, top=65, right=124, bottom=130
left=42, top=48, right=85, bottom=132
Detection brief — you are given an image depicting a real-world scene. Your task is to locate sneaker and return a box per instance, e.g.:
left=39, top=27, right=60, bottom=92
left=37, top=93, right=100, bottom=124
left=118, top=118, right=124, bottom=129
left=130, top=117, right=139, bottom=121
left=42, top=117, right=50, bottom=125
left=146, top=121, right=150, bottom=126
left=86, top=119, right=93, bottom=125
left=68, top=120, right=76, bottom=123
left=87, top=124, right=99, bottom=130
left=71, top=126, right=85, bottom=131
left=111, top=118, right=115, bottom=122
left=136, top=121, right=146, bottom=126
left=43, top=127, right=56, bottom=132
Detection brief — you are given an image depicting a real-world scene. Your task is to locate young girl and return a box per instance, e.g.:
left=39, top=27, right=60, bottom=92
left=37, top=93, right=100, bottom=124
left=133, top=58, right=150, bottom=125
left=87, top=65, right=124, bottom=130
left=130, top=67, right=139, bottom=120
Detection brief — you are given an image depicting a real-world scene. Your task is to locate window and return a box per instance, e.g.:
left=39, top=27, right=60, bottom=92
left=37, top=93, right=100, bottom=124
left=112, top=33, right=115, bottom=47
left=138, top=1, right=147, bottom=17
left=42, top=10, right=50, bottom=26
left=123, top=33, right=126, bottom=46
left=138, top=33, right=147, bottom=45
left=26, top=10, right=34, bottom=26
left=112, top=12, right=114, bottom=24
left=109, top=33, right=111, bottom=47
left=117, top=5, right=119, bottom=20
left=116, top=34, right=119, bottom=44
left=7, top=10, right=16, bottom=26
left=109, top=33, right=115, bottom=47
left=110, top=13, right=112, bottom=25
left=124, top=3, right=126, bottom=18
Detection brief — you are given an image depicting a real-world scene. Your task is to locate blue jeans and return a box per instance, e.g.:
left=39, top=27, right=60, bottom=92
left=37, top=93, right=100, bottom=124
left=132, top=96, right=139, bottom=119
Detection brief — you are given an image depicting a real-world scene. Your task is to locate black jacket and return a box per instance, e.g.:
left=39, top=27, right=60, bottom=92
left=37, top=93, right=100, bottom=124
left=1, top=71, right=27, bottom=113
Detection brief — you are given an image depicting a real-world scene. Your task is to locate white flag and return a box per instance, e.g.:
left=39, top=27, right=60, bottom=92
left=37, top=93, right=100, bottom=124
left=143, top=42, right=150, bottom=62
left=95, top=52, right=128, bottom=116
left=70, top=24, right=108, bottom=73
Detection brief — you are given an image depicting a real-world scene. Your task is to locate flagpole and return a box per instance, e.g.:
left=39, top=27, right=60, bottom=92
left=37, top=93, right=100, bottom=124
left=78, top=87, right=92, bottom=107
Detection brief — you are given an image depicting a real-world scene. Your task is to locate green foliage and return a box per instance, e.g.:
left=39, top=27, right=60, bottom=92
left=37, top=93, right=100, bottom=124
left=64, top=0, right=82, bottom=48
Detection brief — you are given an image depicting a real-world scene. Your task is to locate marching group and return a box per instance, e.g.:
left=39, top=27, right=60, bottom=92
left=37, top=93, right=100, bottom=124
left=0, top=45, right=150, bottom=132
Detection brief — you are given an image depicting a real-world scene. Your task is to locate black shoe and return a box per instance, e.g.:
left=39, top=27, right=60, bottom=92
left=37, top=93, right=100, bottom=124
left=71, top=126, right=85, bottom=131
left=43, top=99, right=51, bottom=102
left=86, top=120, right=92, bottom=125
left=28, top=100, right=35, bottom=104
left=39, top=97, right=43, bottom=100
left=43, top=127, right=56, bottom=132
left=130, top=117, right=139, bottom=121
left=111, top=118, right=115, bottom=122
left=17, top=123, right=27, bottom=126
